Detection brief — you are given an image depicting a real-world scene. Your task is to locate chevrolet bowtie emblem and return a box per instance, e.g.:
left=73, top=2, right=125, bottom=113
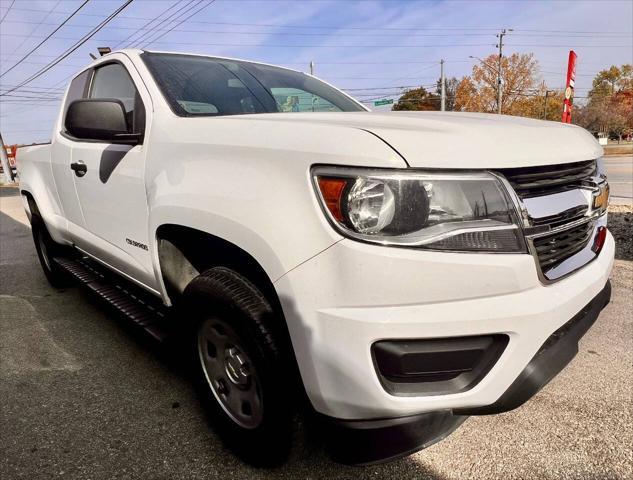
left=592, top=183, right=610, bottom=212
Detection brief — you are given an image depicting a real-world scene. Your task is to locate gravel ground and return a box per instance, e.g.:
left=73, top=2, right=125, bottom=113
left=609, top=204, right=633, bottom=261
left=1, top=188, right=632, bottom=479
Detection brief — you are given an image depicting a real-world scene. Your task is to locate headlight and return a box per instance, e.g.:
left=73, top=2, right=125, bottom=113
left=313, top=167, right=526, bottom=252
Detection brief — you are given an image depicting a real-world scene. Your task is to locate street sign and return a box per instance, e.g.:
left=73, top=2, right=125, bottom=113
left=373, top=99, right=393, bottom=107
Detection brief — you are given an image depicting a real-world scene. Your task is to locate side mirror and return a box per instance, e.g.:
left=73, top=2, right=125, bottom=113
left=65, top=99, right=141, bottom=144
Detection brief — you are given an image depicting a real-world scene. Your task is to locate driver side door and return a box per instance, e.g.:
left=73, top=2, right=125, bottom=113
left=68, top=58, right=158, bottom=293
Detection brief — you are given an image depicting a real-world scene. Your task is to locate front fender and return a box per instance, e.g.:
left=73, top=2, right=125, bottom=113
left=148, top=204, right=296, bottom=290
left=144, top=115, right=408, bottom=301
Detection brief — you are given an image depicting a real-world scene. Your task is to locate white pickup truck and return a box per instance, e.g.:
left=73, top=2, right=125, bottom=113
left=18, top=49, right=613, bottom=465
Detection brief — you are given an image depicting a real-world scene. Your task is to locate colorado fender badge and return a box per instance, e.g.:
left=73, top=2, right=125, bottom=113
left=126, top=238, right=149, bottom=251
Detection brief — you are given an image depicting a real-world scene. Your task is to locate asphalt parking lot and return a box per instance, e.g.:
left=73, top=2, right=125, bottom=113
left=1, top=186, right=631, bottom=480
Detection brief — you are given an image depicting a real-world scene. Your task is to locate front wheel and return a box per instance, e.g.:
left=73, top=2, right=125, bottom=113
left=183, top=267, right=295, bottom=466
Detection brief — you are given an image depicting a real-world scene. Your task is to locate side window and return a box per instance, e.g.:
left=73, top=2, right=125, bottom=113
left=89, top=63, right=145, bottom=135
left=62, top=70, right=90, bottom=131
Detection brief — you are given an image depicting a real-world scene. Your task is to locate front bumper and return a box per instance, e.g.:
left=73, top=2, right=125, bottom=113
left=275, top=231, right=615, bottom=420
left=321, top=279, right=611, bottom=464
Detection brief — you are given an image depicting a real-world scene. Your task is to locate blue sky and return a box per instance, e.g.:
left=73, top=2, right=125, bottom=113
left=1, top=0, right=632, bottom=145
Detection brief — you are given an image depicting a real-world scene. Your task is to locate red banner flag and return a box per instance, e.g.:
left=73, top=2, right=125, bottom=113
left=562, top=50, right=577, bottom=123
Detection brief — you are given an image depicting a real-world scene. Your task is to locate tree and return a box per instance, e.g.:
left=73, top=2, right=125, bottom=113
left=589, top=64, right=632, bottom=98
left=454, top=76, right=482, bottom=111
left=542, top=91, right=565, bottom=121
left=575, top=64, right=633, bottom=141
left=454, top=53, right=549, bottom=116
left=392, top=87, right=440, bottom=111
left=610, top=92, right=633, bottom=141
left=435, top=76, right=459, bottom=111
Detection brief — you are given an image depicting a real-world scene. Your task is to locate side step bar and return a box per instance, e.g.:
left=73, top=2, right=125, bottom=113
left=53, top=256, right=169, bottom=342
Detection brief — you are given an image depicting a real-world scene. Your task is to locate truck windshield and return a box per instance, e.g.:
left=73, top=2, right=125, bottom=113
left=141, top=52, right=365, bottom=117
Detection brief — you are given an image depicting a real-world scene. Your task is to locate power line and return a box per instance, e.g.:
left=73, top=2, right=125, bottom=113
left=0, top=0, right=16, bottom=24
left=1, top=0, right=134, bottom=97
left=513, top=28, right=633, bottom=34
left=8, top=0, right=63, bottom=62
left=342, top=85, right=426, bottom=91
left=4, top=7, right=633, bottom=35
left=0, top=52, right=468, bottom=65
left=0, top=129, right=53, bottom=133
left=353, top=88, right=436, bottom=95
left=541, top=70, right=597, bottom=77
left=125, top=0, right=200, bottom=49
left=325, top=75, right=438, bottom=80
left=140, top=0, right=217, bottom=49
left=3, top=28, right=631, bottom=39
left=0, top=84, right=65, bottom=92
left=0, top=60, right=86, bottom=68
left=2, top=0, right=208, bottom=98
left=0, top=0, right=91, bottom=79
left=506, top=43, right=631, bottom=48
left=1, top=93, right=62, bottom=100
left=1, top=32, right=629, bottom=49
left=105, top=40, right=633, bottom=48
left=110, top=41, right=501, bottom=48
left=114, top=0, right=183, bottom=49
left=0, top=9, right=504, bottom=30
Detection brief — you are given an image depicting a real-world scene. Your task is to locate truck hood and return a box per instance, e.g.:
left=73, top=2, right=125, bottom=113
left=246, top=111, right=602, bottom=169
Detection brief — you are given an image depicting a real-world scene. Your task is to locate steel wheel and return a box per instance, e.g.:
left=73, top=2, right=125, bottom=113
left=197, top=317, right=264, bottom=429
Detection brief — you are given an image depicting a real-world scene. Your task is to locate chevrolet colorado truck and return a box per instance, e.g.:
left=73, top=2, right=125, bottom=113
left=18, top=49, right=613, bottom=466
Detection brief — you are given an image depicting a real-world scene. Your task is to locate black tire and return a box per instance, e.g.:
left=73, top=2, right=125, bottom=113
left=183, top=267, right=295, bottom=466
left=31, top=215, right=72, bottom=288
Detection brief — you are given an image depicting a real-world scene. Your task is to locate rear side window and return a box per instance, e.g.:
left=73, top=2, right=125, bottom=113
left=62, top=70, right=90, bottom=129
left=89, top=63, right=145, bottom=135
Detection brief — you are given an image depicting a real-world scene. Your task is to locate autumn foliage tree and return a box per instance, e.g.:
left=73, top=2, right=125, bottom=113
left=392, top=86, right=440, bottom=111
left=392, top=77, right=460, bottom=111
left=454, top=53, right=563, bottom=120
left=574, top=64, right=633, bottom=141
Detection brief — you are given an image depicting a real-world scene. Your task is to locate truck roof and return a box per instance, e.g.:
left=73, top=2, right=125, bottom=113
left=93, top=48, right=307, bottom=77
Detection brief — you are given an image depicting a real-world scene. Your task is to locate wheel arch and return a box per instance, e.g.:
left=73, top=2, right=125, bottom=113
left=155, top=224, right=305, bottom=395
left=155, top=223, right=283, bottom=316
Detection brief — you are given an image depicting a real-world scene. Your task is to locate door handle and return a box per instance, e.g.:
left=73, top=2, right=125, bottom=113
left=70, top=161, right=87, bottom=177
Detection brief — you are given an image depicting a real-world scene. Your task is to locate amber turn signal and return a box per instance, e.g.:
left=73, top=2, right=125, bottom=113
left=317, top=177, right=348, bottom=222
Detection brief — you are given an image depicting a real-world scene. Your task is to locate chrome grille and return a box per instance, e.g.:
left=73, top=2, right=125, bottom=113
left=530, top=205, right=588, bottom=228
left=495, top=158, right=606, bottom=282
left=496, top=160, right=596, bottom=197
left=532, top=221, right=594, bottom=271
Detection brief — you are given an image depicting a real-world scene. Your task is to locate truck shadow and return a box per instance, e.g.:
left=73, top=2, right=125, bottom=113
left=0, top=206, right=448, bottom=479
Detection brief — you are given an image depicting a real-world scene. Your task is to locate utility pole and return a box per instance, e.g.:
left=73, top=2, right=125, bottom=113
left=542, top=89, right=553, bottom=120
left=0, top=131, right=14, bottom=183
left=495, top=28, right=512, bottom=114
left=440, top=59, right=446, bottom=111
left=309, top=61, right=315, bottom=76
